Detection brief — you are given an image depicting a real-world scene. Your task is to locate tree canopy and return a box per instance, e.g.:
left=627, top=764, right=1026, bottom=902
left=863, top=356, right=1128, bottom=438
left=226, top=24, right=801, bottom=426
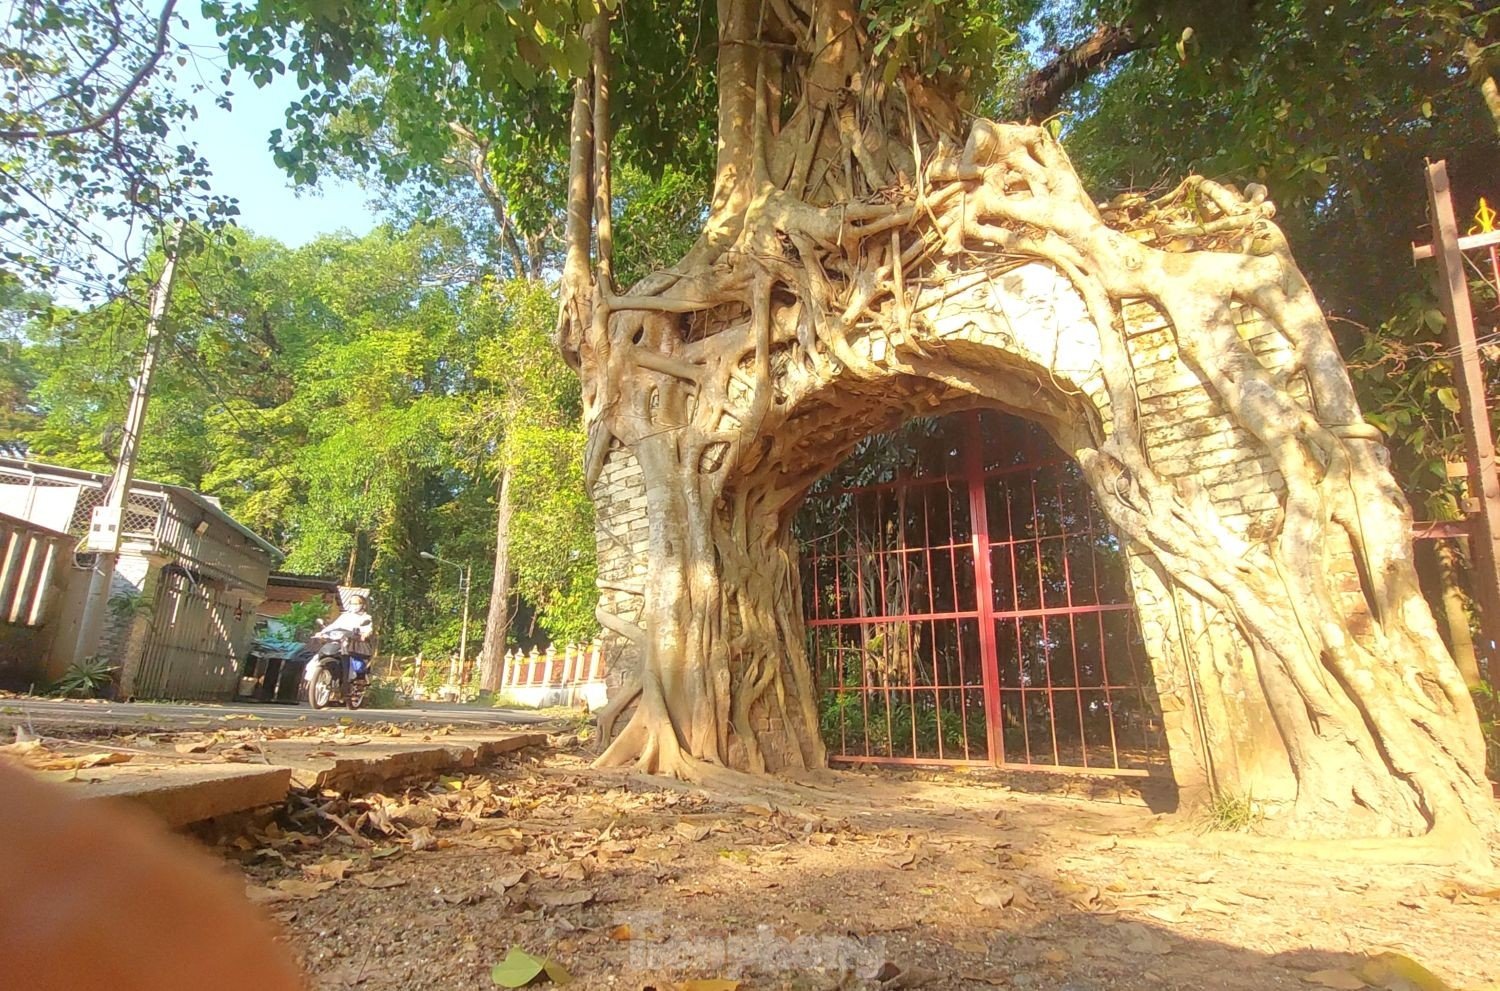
left=8, top=220, right=595, bottom=657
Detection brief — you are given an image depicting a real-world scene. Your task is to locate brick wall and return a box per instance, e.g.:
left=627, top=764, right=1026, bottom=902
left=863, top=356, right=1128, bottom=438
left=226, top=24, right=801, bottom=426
left=592, top=441, right=649, bottom=695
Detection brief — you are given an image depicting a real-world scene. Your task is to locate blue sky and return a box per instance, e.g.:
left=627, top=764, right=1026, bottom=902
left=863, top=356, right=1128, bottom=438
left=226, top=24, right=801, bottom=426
left=178, top=14, right=378, bottom=248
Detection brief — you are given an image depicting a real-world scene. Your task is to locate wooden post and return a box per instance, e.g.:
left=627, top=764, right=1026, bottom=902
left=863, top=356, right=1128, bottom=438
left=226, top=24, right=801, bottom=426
left=1418, top=160, right=1500, bottom=667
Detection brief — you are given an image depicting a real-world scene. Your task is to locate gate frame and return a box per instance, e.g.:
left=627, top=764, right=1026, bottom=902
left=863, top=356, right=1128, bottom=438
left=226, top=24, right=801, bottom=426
left=802, top=409, right=1164, bottom=777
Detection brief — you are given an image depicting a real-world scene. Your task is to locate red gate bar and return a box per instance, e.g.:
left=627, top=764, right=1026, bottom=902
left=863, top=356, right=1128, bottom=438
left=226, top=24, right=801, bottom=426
left=798, top=410, right=1168, bottom=776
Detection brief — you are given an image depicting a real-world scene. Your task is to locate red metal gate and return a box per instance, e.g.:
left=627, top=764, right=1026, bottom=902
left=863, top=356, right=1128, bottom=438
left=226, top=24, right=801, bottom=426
left=797, top=410, right=1168, bottom=775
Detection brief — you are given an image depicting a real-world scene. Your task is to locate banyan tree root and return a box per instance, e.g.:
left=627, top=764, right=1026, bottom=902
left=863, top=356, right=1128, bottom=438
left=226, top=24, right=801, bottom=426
left=559, top=0, right=1497, bottom=860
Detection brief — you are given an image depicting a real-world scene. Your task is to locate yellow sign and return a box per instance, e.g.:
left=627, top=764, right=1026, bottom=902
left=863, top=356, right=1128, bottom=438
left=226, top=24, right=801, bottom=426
left=1469, top=195, right=1496, bottom=235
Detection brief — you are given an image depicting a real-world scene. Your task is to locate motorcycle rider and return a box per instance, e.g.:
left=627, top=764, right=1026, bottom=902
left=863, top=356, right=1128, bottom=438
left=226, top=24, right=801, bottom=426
left=310, top=593, right=374, bottom=692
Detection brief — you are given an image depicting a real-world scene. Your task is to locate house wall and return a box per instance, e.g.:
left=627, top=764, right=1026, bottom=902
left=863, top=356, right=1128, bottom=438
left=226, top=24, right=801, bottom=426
left=0, top=464, right=279, bottom=698
left=117, top=499, right=272, bottom=701
left=0, top=514, right=70, bottom=690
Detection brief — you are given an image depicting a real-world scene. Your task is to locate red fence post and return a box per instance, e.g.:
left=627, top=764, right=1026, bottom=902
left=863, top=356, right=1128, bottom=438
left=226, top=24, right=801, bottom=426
left=1417, top=161, right=1500, bottom=670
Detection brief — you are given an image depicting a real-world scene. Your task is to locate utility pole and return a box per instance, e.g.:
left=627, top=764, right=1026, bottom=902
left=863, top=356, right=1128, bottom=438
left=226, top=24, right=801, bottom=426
left=73, top=226, right=184, bottom=674
left=460, top=562, right=472, bottom=677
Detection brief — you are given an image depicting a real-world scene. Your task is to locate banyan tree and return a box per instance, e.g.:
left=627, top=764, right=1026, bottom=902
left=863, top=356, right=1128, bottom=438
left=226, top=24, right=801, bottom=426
left=230, top=0, right=1497, bottom=858
left=556, top=0, right=1495, bottom=859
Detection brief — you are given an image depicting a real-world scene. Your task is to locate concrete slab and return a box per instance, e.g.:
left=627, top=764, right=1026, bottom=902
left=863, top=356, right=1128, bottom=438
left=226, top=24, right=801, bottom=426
left=15, top=729, right=548, bottom=829
left=265, top=731, right=547, bottom=791
left=41, top=764, right=292, bottom=828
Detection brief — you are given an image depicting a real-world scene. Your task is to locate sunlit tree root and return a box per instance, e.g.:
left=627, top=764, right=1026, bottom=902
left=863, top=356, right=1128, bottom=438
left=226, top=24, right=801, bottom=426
left=558, top=0, right=1498, bottom=860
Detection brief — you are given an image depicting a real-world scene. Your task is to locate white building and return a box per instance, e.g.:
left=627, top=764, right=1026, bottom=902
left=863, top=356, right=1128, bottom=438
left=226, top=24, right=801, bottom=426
left=0, top=456, right=283, bottom=700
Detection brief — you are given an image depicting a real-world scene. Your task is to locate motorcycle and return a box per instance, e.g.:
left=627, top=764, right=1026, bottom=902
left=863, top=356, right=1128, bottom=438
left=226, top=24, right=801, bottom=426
left=299, top=635, right=369, bottom=710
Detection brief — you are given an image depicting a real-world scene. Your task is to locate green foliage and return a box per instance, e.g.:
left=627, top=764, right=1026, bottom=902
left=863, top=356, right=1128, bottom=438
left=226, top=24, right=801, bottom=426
left=362, top=678, right=404, bottom=710
left=51, top=656, right=117, bottom=698
left=1200, top=790, right=1260, bottom=833
left=1, top=2, right=238, bottom=293
left=1473, top=681, right=1500, bottom=784
left=611, top=165, right=706, bottom=289
left=279, top=600, right=329, bottom=641
left=107, top=590, right=153, bottom=624
left=16, top=221, right=598, bottom=658
left=1348, top=291, right=1500, bottom=517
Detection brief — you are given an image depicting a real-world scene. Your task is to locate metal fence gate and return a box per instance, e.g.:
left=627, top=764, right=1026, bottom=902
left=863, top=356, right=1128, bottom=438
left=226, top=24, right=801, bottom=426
left=134, top=568, right=241, bottom=701
left=796, top=410, right=1169, bottom=776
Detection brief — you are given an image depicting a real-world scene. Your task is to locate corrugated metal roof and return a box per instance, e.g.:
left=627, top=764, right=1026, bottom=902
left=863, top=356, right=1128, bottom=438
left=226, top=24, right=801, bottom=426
left=0, top=456, right=284, bottom=561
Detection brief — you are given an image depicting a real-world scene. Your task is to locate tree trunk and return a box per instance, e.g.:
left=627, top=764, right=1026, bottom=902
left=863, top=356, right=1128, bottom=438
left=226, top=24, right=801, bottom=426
left=477, top=466, right=513, bottom=694
left=559, top=0, right=1498, bottom=856
left=592, top=430, right=824, bottom=776
left=1435, top=537, right=1483, bottom=688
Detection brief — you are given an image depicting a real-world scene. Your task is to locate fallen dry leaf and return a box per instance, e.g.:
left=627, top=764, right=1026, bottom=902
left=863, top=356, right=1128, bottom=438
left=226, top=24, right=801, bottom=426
left=408, top=827, right=440, bottom=852
left=975, top=884, right=1033, bottom=911
left=675, top=823, right=710, bottom=843
left=1189, top=895, right=1236, bottom=915
left=354, top=874, right=407, bottom=890
left=1355, top=952, right=1455, bottom=991
left=888, top=849, right=917, bottom=869
left=272, top=878, right=336, bottom=899
left=304, top=858, right=354, bottom=881
left=244, top=884, right=291, bottom=905
left=174, top=740, right=211, bottom=755
left=1145, top=902, right=1186, bottom=924
left=608, top=924, right=633, bottom=941
left=881, top=963, right=941, bottom=988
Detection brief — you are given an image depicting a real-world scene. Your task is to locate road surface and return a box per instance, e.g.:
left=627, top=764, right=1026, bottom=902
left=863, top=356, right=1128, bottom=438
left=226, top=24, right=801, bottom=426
left=0, top=696, right=555, bottom=733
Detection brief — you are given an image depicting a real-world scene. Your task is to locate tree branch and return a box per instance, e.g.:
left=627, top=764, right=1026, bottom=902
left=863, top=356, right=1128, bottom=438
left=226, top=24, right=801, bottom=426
left=1015, top=21, right=1152, bottom=123
left=0, top=0, right=179, bottom=142
left=446, top=120, right=532, bottom=277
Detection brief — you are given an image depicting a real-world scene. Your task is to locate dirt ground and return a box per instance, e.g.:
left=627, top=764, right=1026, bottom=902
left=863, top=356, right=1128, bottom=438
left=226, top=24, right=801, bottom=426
left=217, top=745, right=1500, bottom=991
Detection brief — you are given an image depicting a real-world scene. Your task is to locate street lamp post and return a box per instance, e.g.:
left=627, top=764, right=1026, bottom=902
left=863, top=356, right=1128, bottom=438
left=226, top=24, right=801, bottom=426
left=420, top=551, right=472, bottom=680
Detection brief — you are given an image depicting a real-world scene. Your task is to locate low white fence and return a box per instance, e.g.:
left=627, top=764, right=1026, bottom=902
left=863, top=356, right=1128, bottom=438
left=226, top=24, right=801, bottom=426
left=498, top=640, right=607, bottom=710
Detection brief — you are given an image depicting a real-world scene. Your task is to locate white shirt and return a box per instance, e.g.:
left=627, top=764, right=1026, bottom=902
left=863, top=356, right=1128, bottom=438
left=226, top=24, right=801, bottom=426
left=317, top=608, right=373, bottom=642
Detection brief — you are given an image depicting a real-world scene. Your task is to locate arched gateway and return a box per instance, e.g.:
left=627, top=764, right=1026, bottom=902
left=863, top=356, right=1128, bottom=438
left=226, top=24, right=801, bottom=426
left=795, top=408, right=1168, bottom=777
left=567, top=112, right=1491, bottom=853
left=592, top=259, right=1318, bottom=806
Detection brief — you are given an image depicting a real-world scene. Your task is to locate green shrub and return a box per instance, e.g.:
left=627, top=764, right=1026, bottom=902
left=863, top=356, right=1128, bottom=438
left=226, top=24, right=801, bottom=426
left=1474, top=681, right=1500, bottom=784
left=280, top=599, right=329, bottom=640
left=107, top=590, right=152, bottom=623
left=362, top=678, right=404, bottom=709
left=1200, top=790, right=1260, bottom=832
left=52, top=656, right=117, bottom=698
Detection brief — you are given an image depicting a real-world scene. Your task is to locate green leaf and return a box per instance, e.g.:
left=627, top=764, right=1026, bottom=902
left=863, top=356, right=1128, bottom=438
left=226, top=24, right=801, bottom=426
left=491, top=948, right=545, bottom=987
left=1436, top=387, right=1460, bottom=413
left=490, top=947, right=571, bottom=987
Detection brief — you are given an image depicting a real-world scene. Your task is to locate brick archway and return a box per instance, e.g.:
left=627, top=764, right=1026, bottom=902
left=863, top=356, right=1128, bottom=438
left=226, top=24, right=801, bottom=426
left=592, top=261, right=1327, bottom=808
